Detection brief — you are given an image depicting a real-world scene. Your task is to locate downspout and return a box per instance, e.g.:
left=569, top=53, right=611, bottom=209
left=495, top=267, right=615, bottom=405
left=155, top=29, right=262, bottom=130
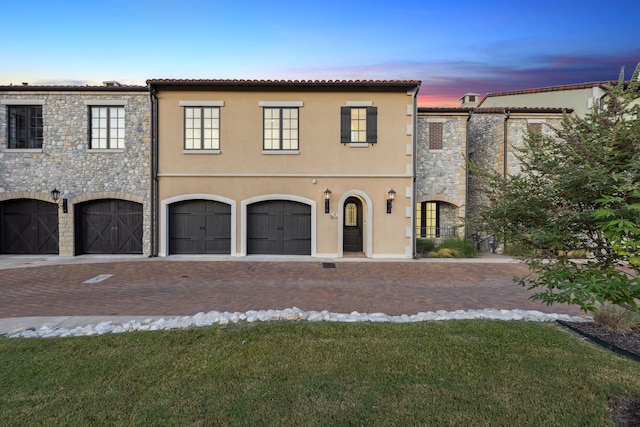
left=411, top=86, right=419, bottom=259
left=503, top=109, right=510, bottom=179
left=464, top=109, right=473, bottom=240
left=502, top=109, right=511, bottom=252
left=149, top=85, right=159, bottom=257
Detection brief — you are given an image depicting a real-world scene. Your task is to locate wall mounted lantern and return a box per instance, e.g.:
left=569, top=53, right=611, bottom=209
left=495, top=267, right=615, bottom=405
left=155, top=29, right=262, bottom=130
left=386, top=188, right=396, bottom=214
left=50, top=188, right=68, bottom=213
left=324, top=188, right=332, bottom=213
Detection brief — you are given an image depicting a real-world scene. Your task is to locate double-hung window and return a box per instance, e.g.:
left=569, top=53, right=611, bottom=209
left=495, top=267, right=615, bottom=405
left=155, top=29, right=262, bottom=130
left=90, top=106, right=125, bottom=149
left=7, top=105, right=43, bottom=149
left=185, top=106, right=220, bottom=150
left=263, top=107, right=299, bottom=151
left=340, top=105, right=377, bottom=145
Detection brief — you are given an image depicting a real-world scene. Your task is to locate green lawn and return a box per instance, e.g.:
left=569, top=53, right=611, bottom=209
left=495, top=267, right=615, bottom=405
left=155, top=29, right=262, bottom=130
left=2, top=321, right=639, bottom=426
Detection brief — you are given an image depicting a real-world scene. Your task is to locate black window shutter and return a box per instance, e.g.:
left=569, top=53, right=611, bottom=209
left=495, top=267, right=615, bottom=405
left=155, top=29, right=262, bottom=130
left=340, top=107, right=351, bottom=143
left=366, top=107, right=377, bottom=143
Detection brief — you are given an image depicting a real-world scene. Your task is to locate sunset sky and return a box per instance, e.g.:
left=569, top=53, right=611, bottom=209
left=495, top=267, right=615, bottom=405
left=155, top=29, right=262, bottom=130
left=2, top=0, right=637, bottom=106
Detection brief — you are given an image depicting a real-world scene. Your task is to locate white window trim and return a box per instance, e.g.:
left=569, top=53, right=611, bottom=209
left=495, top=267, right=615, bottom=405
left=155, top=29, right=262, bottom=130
left=259, top=101, right=303, bottom=107
left=183, top=149, right=221, bottom=154
left=346, top=101, right=373, bottom=107
left=426, top=118, right=446, bottom=123
left=84, top=100, right=127, bottom=106
left=262, top=150, right=299, bottom=155
left=179, top=100, right=225, bottom=107
left=1, top=99, right=46, bottom=105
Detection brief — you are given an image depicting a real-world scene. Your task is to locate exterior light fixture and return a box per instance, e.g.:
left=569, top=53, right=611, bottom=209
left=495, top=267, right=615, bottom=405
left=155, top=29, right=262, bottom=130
left=324, top=188, right=332, bottom=213
left=386, top=188, right=396, bottom=214
left=50, top=188, right=60, bottom=203
left=50, top=188, right=68, bottom=213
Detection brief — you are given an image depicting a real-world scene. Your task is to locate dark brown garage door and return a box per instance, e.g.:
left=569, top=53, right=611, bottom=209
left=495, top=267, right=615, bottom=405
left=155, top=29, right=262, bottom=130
left=0, top=199, right=59, bottom=254
left=169, top=200, right=231, bottom=254
left=247, top=200, right=311, bottom=255
left=76, top=199, right=143, bottom=254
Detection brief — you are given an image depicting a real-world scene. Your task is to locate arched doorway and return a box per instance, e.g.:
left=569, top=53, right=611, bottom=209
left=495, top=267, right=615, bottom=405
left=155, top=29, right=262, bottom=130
left=343, top=196, right=363, bottom=253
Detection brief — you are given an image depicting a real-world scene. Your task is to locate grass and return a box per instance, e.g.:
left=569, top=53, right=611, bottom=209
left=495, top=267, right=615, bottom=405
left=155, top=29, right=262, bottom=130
left=2, top=321, right=640, bottom=426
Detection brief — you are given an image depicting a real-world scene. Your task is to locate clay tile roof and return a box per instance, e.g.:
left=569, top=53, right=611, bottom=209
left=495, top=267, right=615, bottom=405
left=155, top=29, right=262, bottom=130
left=146, top=78, right=421, bottom=88
left=0, top=84, right=147, bottom=91
left=472, top=107, right=572, bottom=114
left=480, top=81, right=612, bottom=101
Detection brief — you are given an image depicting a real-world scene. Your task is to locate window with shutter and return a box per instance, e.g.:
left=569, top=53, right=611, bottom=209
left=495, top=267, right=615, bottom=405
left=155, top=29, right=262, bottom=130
left=340, top=106, right=377, bottom=145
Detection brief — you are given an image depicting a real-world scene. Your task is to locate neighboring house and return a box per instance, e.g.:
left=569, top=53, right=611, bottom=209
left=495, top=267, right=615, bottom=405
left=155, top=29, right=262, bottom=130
left=416, top=106, right=471, bottom=239
left=478, top=82, right=610, bottom=118
left=0, top=83, right=151, bottom=256
left=147, top=79, right=421, bottom=258
left=415, top=92, right=569, bottom=247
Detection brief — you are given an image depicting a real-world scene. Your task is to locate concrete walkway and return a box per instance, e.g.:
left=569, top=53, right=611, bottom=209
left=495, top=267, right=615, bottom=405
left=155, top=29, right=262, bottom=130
left=0, top=254, right=587, bottom=334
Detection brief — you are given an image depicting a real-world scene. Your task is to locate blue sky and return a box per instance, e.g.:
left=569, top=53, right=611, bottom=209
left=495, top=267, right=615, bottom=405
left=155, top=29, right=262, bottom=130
left=3, top=0, right=638, bottom=106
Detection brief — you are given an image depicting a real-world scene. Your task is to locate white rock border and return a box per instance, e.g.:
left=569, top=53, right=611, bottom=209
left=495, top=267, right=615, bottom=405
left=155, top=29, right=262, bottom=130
left=6, top=308, right=591, bottom=339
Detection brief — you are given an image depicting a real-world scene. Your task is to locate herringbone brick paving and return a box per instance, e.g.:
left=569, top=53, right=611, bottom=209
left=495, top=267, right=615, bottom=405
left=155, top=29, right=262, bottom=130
left=0, top=259, right=585, bottom=317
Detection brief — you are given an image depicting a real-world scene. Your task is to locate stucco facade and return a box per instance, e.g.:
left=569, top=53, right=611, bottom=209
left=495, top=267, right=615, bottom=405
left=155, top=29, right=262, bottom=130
left=149, top=80, right=420, bottom=258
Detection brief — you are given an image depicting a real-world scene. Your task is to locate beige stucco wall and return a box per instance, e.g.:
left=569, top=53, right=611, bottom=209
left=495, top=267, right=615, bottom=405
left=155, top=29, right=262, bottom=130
left=481, top=86, right=604, bottom=117
left=155, top=87, right=416, bottom=258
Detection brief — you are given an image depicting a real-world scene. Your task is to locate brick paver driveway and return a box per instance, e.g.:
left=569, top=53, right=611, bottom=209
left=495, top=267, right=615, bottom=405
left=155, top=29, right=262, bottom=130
left=0, top=258, right=585, bottom=318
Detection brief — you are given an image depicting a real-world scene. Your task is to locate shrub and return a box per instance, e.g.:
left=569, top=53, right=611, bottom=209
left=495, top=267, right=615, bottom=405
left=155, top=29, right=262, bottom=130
left=437, top=238, right=478, bottom=258
left=594, top=304, right=640, bottom=332
left=416, top=239, right=437, bottom=254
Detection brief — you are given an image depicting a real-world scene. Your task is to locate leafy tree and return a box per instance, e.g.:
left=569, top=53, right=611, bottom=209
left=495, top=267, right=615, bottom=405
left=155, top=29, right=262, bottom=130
left=472, top=63, right=640, bottom=313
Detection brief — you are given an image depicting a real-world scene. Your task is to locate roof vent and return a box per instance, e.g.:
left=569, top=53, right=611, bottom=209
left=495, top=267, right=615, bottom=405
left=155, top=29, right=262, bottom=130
left=460, top=93, right=480, bottom=108
left=22, top=82, right=29, bottom=86
left=103, top=81, right=122, bottom=87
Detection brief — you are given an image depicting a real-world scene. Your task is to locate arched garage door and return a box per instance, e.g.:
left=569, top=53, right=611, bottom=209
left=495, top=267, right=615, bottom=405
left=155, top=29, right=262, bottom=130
left=247, top=200, right=311, bottom=255
left=0, top=199, right=59, bottom=254
left=76, top=199, right=143, bottom=254
left=169, top=200, right=231, bottom=254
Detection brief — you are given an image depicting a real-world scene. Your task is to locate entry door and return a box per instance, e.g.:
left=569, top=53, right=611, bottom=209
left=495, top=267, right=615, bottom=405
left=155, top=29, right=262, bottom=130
left=0, top=199, right=59, bottom=254
left=343, top=197, right=363, bottom=252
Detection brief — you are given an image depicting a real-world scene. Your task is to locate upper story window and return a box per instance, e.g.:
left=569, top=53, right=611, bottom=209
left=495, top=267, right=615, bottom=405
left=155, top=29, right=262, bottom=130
left=429, top=122, right=443, bottom=149
left=90, top=106, right=124, bottom=149
left=263, top=107, right=299, bottom=151
left=8, top=105, right=43, bottom=149
left=185, top=106, right=220, bottom=150
left=340, top=106, right=377, bottom=144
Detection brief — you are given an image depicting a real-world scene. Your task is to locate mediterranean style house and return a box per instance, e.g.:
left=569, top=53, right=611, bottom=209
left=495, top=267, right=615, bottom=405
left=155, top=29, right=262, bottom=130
left=147, top=79, right=421, bottom=258
left=0, top=83, right=151, bottom=256
left=0, top=76, right=616, bottom=258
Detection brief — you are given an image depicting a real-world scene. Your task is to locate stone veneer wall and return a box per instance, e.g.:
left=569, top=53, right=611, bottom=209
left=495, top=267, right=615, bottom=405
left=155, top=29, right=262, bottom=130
left=0, top=90, right=151, bottom=256
left=466, top=111, right=565, bottom=246
left=416, top=113, right=468, bottom=234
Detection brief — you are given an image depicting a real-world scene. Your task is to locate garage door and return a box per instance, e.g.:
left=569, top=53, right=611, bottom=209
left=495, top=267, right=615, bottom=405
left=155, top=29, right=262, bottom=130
left=169, top=200, right=231, bottom=254
left=247, top=200, right=311, bottom=255
left=0, top=199, right=59, bottom=254
left=76, top=199, right=142, bottom=254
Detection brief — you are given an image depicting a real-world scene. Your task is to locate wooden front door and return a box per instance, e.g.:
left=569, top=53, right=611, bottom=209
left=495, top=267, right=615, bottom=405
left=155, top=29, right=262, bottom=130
left=343, top=197, right=363, bottom=252
left=0, top=199, right=59, bottom=254
left=76, top=199, right=143, bottom=254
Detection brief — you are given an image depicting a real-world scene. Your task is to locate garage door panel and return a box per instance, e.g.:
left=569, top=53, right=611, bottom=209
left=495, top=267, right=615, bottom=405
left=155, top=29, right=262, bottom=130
left=77, top=199, right=142, bottom=254
left=169, top=200, right=231, bottom=254
left=1, top=199, right=59, bottom=254
left=247, top=200, right=311, bottom=255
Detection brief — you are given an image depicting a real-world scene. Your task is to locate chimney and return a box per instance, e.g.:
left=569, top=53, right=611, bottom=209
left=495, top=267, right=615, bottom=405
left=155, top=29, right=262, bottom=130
left=460, top=93, right=480, bottom=108
left=22, top=82, right=29, bottom=86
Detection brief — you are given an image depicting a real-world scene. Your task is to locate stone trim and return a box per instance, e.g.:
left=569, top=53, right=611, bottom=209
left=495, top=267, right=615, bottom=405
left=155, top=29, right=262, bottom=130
left=70, top=192, right=145, bottom=205
left=0, top=191, right=56, bottom=203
